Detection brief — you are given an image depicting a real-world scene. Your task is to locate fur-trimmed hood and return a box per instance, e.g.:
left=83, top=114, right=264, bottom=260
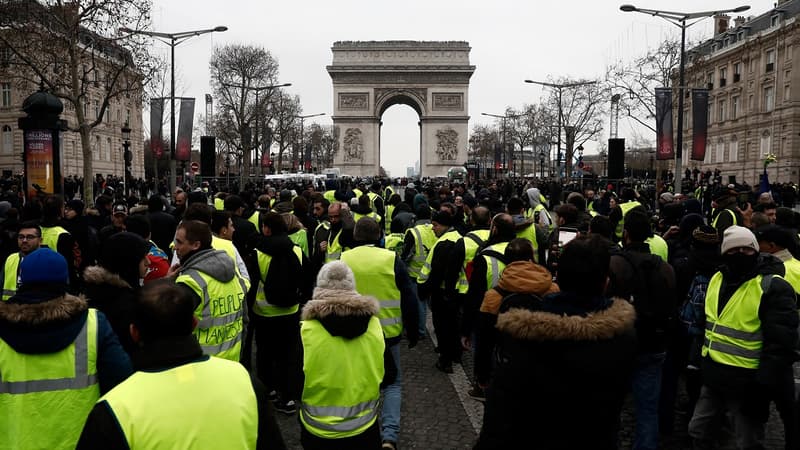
left=83, top=265, right=133, bottom=289
left=496, top=297, right=635, bottom=341
left=0, top=293, right=89, bottom=354
left=302, top=288, right=380, bottom=339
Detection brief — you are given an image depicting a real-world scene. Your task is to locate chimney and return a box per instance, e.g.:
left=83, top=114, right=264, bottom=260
left=715, top=14, right=730, bottom=35
left=734, top=16, right=746, bottom=28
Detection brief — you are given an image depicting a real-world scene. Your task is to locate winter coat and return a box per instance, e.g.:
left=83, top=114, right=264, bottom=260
left=0, top=289, right=132, bottom=395
left=475, top=293, right=637, bottom=450
left=82, top=266, right=138, bottom=356
left=701, top=254, right=799, bottom=395
left=474, top=261, right=559, bottom=385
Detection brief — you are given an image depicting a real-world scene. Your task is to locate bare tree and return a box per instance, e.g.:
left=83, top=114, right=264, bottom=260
left=469, top=123, right=499, bottom=172
left=267, top=90, right=302, bottom=172
left=1, top=0, right=158, bottom=204
left=507, top=103, right=557, bottom=175
left=209, top=43, right=281, bottom=176
left=605, top=37, right=682, bottom=134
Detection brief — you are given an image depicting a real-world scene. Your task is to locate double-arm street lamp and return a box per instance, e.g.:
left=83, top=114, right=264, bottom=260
left=619, top=4, right=749, bottom=193
left=482, top=111, right=524, bottom=178
left=525, top=79, right=597, bottom=183
left=222, top=82, right=291, bottom=173
left=298, top=113, right=325, bottom=172
left=119, top=25, right=227, bottom=194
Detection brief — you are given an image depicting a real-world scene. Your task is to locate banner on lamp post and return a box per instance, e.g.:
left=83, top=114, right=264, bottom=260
left=691, top=89, right=709, bottom=161
left=175, top=98, right=195, bottom=161
left=24, top=130, right=55, bottom=199
left=150, top=98, right=164, bottom=159
left=493, top=143, right=501, bottom=170
left=655, top=88, right=674, bottom=160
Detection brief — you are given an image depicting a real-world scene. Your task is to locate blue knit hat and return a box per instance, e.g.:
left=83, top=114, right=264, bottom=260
left=19, top=248, right=69, bottom=287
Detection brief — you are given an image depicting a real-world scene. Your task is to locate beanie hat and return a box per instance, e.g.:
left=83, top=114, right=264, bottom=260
left=19, top=248, right=68, bottom=287
left=315, top=261, right=356, bottom=291
left=721, top=225, right=759, bottom=254
left=99, top=232, right=150, bottom=288
left=431, top=211, right=454, bottom=227
left=691, top=225, right=720, bottom=249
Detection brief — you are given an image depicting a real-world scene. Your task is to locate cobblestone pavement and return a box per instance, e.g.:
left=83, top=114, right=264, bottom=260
left=266, top=314, right=789, bottom=449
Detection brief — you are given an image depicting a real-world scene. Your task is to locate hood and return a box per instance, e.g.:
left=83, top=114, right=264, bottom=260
left=496, top=297, right=635, bottom=341
left=273, top=201, right=293, bottom=214
left=756, top=253, right=788, bottom=277
left=526, top=188, right=541, bottom=208
left=83, top=265, right=132, bottom=289
left=497, top=261, right=558, bottom=296
left=302, top=288, right=380, bottom=339
left=179, top=249, right=235, bottom=283
left=255, top=233, right=296, bottom=256
left=0, top=293, right=89, bottom=354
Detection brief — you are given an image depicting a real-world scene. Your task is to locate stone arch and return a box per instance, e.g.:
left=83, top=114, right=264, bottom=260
left=328, top=41, right=475, bottom=177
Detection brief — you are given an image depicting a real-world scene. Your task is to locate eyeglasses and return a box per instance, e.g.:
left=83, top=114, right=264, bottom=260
left=18, top=234, right=40, bottom=241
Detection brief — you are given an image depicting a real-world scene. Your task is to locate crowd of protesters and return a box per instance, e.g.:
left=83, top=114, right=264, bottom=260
left=1, top=167, right=800, bottom=449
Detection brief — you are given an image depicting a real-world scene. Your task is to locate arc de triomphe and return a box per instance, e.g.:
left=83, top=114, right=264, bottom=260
left=327, top=41, right=475, bottom=177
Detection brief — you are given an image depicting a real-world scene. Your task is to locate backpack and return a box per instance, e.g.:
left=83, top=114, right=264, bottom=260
left=262, top=247, right=303, bottom=307
left=615, top=251, right=675, bottom=346
left=679, top=273, right=710, bottom=338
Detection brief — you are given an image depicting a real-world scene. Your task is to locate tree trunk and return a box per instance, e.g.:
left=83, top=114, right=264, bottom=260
left=80, top=125, right=94, bottom=205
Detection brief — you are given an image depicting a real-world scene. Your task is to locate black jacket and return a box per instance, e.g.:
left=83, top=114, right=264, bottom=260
left=82, top=266, right=139, bottom=356
left=418, top=227, right=461, bottom=299
left=701, top=254, right=799, bottom=395
left=475, top=292, right=637, bottom=449
left=246, top=233, right=313, bottom=308
left=76, top=335, right=285, bottom=450
left=146, top=210, right=177, bottom=257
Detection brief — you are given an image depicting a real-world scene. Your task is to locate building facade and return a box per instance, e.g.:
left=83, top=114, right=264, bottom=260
left=676, top=0, right=800, bottom=185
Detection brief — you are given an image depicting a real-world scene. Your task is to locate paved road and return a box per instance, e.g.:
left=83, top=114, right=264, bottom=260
left=266, top=316, right=788, bottom=449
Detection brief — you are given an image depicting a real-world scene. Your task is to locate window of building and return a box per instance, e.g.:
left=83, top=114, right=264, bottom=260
left=766, top=49, right=776, bottom=72
left=732, top=95, right=740, bottom=119
left=0, top=46, right=10, bottom=68
left=749, top=94, right=754, bottom=112
left=707, top=72, right=714, bottom=90
left=94, top=135, right=100, bottom=160
left=1, top=125, right=12, bottom=154
left=94, top=100, right=99, bottom=120
left=718, top=99, right=726, bottom=122
left=716, top=139, right=725, bottom=163
left=764, top=86, right=775, bottom=112
left=84, top=101, right=88, bottom=118
left=105, top=138, right=111, bottom=161
left=785, top=84, right=791, bottom=102
left=750, top=57, right=756, bottom=73
left=729, top=136, right=738, bottom=162
left=733, top=62, right=741, bottom=82
left=760, top=130, right=772, bottom=156
left=771, top=14, right=780, bottom=27
left=719, top=67, right=727, bottom=87
left=126, top=109, right=131, bottom=124
left=704, top=143, right=712, bottom=164
left=0, top=83, right=10, bottom=107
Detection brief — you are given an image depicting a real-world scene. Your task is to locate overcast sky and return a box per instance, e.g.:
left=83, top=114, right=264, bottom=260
left=149, top=0, right=771, bottom=177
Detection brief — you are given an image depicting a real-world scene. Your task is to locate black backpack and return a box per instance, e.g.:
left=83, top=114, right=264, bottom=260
left=615, top=251, right=675, bottom=345
left=262, top=248, right=303, bottom=307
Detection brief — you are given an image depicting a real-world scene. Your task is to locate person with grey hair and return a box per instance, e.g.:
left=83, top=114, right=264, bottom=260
left=340, top=217, right=419, bottom=450
left=299, top=261, right=387, bottom=449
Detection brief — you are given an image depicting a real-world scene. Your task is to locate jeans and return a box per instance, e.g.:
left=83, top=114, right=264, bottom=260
left=381, top=343, right=402, bottom=443
left=689, top=385, right=766, bottom=450
left=632, top=351, right=666, bottom=450
left=416, top=285, right=428, bottom=336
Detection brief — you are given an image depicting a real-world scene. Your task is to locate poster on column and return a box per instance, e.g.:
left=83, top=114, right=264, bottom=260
left=691, top=89, right=709, bottom=161
left=655, top=88, right=674, bottom=160
left=25, top=130, right=54, bottom=199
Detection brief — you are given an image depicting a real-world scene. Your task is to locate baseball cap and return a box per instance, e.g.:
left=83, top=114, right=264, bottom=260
left=113, top=203, right=128, bottom=216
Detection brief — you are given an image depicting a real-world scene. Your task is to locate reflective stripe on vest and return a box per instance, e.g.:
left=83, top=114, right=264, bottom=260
left=712, top=209, right=739, bottom=230
left=300, top=317, right=384, bottom=439
left=102, top=357, right=258, bottom=450
left=325, top=230, right=344, bottom=263
left=405, top=224, right=437, bottom=280
left=702, top=273, right=767, bottom=368
left=457, top=230, right=490, bottom=294
left=254, top=247, right=303, bottom=317
left=41, top=226, right=68, bottom=252
left=177, top=265, right=248, bottom=361
left=2, top=253, right=20, bottom=301
left=418, top=230, right=461, bottom=287
left=482, top=242, right=510, bottom=289
left=341, top=246, right=403, bottom=338
left=353, top=211, right=380, bottom=223
left=0, top=309, right=99, bottom=450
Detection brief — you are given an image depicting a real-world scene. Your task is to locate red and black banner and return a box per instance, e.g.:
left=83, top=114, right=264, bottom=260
left=176, top=98, right=195, bottom=161
left=655, top=88, right=674, bottom=160
left=494, top=143, right=502, bottom=170
left=691, top=89, right=709, bottom=161
left=150, top=98, right=164, bottom=159
left=304, top=143, right=312, bottom=171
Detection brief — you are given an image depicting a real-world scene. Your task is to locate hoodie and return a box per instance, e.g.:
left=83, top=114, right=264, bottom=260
left=180, top=249, right=236, bottom=284
left=526, top=187, right=551, bottom=228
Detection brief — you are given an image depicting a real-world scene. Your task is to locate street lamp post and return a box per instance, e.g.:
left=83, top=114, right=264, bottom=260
left=539, top=151, right=546, bottom=179
left=121, top=120, right=131, bottom=198
left=482, top=112, right=524, bottom=178
left=619, top=4, right=750, bottom=193
left=119, top=25, right=227, bottom=195
left=297, top=113, right=325, bottom=172
left=525, top=79, right=597, bottom=184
